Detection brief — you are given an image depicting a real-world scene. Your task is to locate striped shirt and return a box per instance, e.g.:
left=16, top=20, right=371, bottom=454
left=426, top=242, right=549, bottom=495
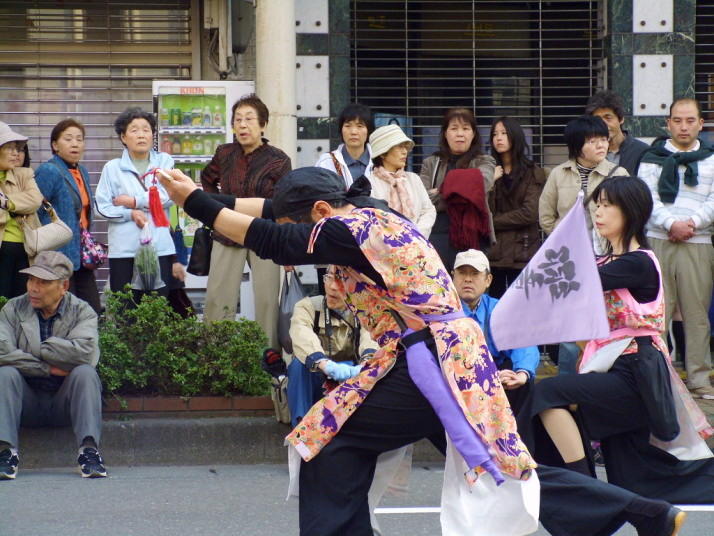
left=576, top=162, right=595, bottom=191
left=640, top=139, right=714, bottom=244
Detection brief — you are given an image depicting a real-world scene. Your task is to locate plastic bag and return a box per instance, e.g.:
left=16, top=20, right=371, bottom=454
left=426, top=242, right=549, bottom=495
left=277, top=271, right=307, bottom=354
left=131, top=224, right=165, bottom=291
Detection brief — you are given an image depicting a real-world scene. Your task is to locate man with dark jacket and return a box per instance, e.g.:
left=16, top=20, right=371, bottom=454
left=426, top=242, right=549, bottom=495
left=585, top=90, right=649, bottom=175
left=0, top=251, right=105, bottom=480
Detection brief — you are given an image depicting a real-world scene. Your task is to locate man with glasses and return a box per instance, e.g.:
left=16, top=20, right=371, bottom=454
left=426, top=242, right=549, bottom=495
left=200, top=94, right=291, bottom=352
left=287, top=271, right=376, bottom=427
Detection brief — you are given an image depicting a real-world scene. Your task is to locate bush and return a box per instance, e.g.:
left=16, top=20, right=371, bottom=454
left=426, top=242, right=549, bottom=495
left=97, top=289, right=270, bottom=397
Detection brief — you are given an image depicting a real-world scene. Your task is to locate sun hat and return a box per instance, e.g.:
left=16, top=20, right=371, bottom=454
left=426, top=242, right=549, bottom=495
left=0, top=122, right=28, bottom=148
left=368, top=124, right=414, bottom=158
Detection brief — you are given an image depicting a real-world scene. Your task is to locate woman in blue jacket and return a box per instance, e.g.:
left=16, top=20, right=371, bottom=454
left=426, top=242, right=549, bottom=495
left=35, top=119, right=101, bottom=313
left=94, top=107, right=175, bottom=300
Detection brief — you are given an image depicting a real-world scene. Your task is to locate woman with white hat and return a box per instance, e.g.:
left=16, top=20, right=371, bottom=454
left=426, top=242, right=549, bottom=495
left=368, top=124, right=436, bottom=237
left=0, top=122, right=43, bottom=298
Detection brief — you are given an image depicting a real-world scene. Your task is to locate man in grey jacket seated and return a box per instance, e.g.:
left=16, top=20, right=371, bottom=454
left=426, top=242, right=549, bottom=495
left=0, top=251, right=105, bottom=480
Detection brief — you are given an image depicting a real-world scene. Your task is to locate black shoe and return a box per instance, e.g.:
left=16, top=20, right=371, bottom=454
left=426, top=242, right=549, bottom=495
left=77, top=447, right=107, bottom=478
left=0, top=448, right=18, bottom=480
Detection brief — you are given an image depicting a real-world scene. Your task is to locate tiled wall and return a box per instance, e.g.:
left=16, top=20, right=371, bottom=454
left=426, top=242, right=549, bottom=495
left=609, top=0, right=695, bottom=138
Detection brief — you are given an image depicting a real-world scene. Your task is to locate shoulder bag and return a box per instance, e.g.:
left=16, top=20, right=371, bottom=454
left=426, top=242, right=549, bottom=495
left=18, top=201, right=73, bottom=257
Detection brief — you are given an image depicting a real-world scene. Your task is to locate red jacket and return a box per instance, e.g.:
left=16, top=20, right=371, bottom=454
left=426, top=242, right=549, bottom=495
left=440, top=168, right=490, bottom=251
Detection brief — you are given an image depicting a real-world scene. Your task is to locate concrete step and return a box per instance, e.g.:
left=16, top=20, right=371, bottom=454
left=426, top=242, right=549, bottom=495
left=17, top=416, right=444, bottom=469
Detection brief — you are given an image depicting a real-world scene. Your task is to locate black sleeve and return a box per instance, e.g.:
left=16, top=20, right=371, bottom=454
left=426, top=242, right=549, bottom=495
left=598, top=250, right=659, bottom=303
left=262, top=199, right=274, bottom=220
left=244, top=218, right=385, bottom=287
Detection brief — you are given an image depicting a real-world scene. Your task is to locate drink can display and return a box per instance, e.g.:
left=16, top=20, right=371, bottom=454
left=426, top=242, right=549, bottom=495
left=170, top=108, right=181, bottom=126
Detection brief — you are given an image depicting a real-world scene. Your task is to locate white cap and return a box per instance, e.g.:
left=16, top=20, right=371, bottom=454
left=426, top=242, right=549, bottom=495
left=453, top=249, right=490, bottom=272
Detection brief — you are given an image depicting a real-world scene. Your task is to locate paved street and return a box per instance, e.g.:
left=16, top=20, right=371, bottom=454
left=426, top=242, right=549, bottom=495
left=4, top=464, right=713, bottom=535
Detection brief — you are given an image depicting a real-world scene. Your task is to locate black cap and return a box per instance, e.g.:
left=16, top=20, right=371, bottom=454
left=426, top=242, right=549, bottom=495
left=273, top=167, right=351, bottom=219
left=272, top=167, right=392, bottom=220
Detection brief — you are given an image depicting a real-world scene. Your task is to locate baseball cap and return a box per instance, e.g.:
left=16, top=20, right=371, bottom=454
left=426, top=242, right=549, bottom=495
left=19, top=251, right=73, bottom=280
left=453, top=249, right=490, bottom=272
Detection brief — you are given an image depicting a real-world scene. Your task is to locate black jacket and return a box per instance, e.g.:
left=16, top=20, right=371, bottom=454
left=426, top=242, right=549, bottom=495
left=618, top=131, right=650, bottom=175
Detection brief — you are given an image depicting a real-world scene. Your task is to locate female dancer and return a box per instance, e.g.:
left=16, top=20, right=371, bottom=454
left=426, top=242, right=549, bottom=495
left=527, top=175, right=714, bottom=504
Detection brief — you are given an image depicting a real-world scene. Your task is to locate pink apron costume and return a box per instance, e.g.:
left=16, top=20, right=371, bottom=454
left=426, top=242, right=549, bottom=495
left=286, top=207, right=536, bottom=482
left=579, top=249, right=714, bottom=449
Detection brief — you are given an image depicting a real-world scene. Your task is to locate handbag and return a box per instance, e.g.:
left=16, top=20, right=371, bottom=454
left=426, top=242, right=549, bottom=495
left=80, top=228, right=108, bottom=270
left=186, top=226, right=213, bottom=276
left=277, top=271, right=307, bottom=354
left=18, top=201, right=73, bottom=257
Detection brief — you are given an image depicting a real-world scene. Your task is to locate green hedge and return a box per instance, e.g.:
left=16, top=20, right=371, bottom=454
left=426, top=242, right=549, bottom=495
left=97, top=290, right=270, bottom=397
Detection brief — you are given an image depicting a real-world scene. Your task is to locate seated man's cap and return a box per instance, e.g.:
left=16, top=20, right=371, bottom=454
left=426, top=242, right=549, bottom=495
left=453, top=249, right=490, bottom=272
left=19, top=251, right=73, bottom=281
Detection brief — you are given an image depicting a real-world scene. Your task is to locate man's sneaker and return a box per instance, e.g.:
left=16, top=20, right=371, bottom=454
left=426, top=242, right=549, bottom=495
left=689, top=385, right=714, bottom=400
left=77, top=447, right=107, bottom=478
left=0, top=448, right=18, bottom=480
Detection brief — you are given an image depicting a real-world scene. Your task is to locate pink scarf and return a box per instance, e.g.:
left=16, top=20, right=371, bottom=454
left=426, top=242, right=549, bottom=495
left=372, top=166, right=415, bottom=220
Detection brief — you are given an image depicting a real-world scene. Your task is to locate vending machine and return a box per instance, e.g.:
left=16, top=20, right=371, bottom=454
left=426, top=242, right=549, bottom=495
left=152, top=80, right=254, bottom=317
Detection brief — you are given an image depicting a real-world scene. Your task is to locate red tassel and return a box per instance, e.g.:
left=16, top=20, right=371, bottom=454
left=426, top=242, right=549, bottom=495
left=148, top=185, right=170, bottom=227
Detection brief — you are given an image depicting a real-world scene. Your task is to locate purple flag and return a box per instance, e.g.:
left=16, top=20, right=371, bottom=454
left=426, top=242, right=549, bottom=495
left=490, top=192, right=609, bottom=351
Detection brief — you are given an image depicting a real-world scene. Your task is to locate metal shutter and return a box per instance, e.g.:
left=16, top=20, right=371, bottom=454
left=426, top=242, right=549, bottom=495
left=696, top=0, right=714, bottom=134
left=351, top=0, right=604, bottom=169
left=0, top=0, right=192, bottom=286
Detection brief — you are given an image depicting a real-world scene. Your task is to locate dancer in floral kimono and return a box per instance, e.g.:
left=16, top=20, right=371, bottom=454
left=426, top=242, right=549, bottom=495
left=159, top=166, right=686, bottom=536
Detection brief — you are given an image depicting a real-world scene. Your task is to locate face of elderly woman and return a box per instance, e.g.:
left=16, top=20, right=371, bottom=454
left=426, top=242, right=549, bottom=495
left=0, top=141, right=25, bottom=171
left=382, top=142, right=410, bottom=172
left=120, top=118, right=153, bottom=158
left=52, top=126, right=85, bottom=165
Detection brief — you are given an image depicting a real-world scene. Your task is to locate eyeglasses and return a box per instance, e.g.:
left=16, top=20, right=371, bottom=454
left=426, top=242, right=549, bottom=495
left=323, top=274, right=335, bottom=283
left=1, top=142, right=26, bottom=153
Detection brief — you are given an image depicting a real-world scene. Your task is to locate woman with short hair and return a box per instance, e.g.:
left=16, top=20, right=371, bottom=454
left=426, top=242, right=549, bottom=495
left=94, top=107, right=175, bottom=300
left=35, top=119, right=101, bottom=313
left=316, top=103, right=374, bottom=188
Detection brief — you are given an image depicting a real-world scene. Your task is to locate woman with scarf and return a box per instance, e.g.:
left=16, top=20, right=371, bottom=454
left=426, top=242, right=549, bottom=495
left=524, top=175, right=714, bottom=504
left=158, top=166, right=687, bottom=536
left=367, top=124, right=436, bottom=238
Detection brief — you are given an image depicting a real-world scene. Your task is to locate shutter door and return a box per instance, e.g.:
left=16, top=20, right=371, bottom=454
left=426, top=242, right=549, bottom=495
left=0, top=0, right=192, bottom=286
left=351, top=0, right=604, bottom=169
left=696, top=0, right=714, bottom=140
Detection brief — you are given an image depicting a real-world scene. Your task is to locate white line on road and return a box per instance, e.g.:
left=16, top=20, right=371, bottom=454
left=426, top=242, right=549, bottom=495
left=375, top=505, right=714, bottom=515
left=375, top=507, right=441, bottom=514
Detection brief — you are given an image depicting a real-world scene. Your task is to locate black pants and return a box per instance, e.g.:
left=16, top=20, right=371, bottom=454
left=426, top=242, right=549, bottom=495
left=299, top=354, right=445, bottom=536
left=70, top=265, right=101, bottom=315
left=108, top=255, right=172, bottom=301
left=0, top=241, right=28, bottom=299
left=297, top=354, right=659, bottom=536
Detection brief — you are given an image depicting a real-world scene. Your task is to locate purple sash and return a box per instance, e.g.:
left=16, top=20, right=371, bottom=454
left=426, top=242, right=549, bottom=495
left=399, top=310, right=504, bottom=485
